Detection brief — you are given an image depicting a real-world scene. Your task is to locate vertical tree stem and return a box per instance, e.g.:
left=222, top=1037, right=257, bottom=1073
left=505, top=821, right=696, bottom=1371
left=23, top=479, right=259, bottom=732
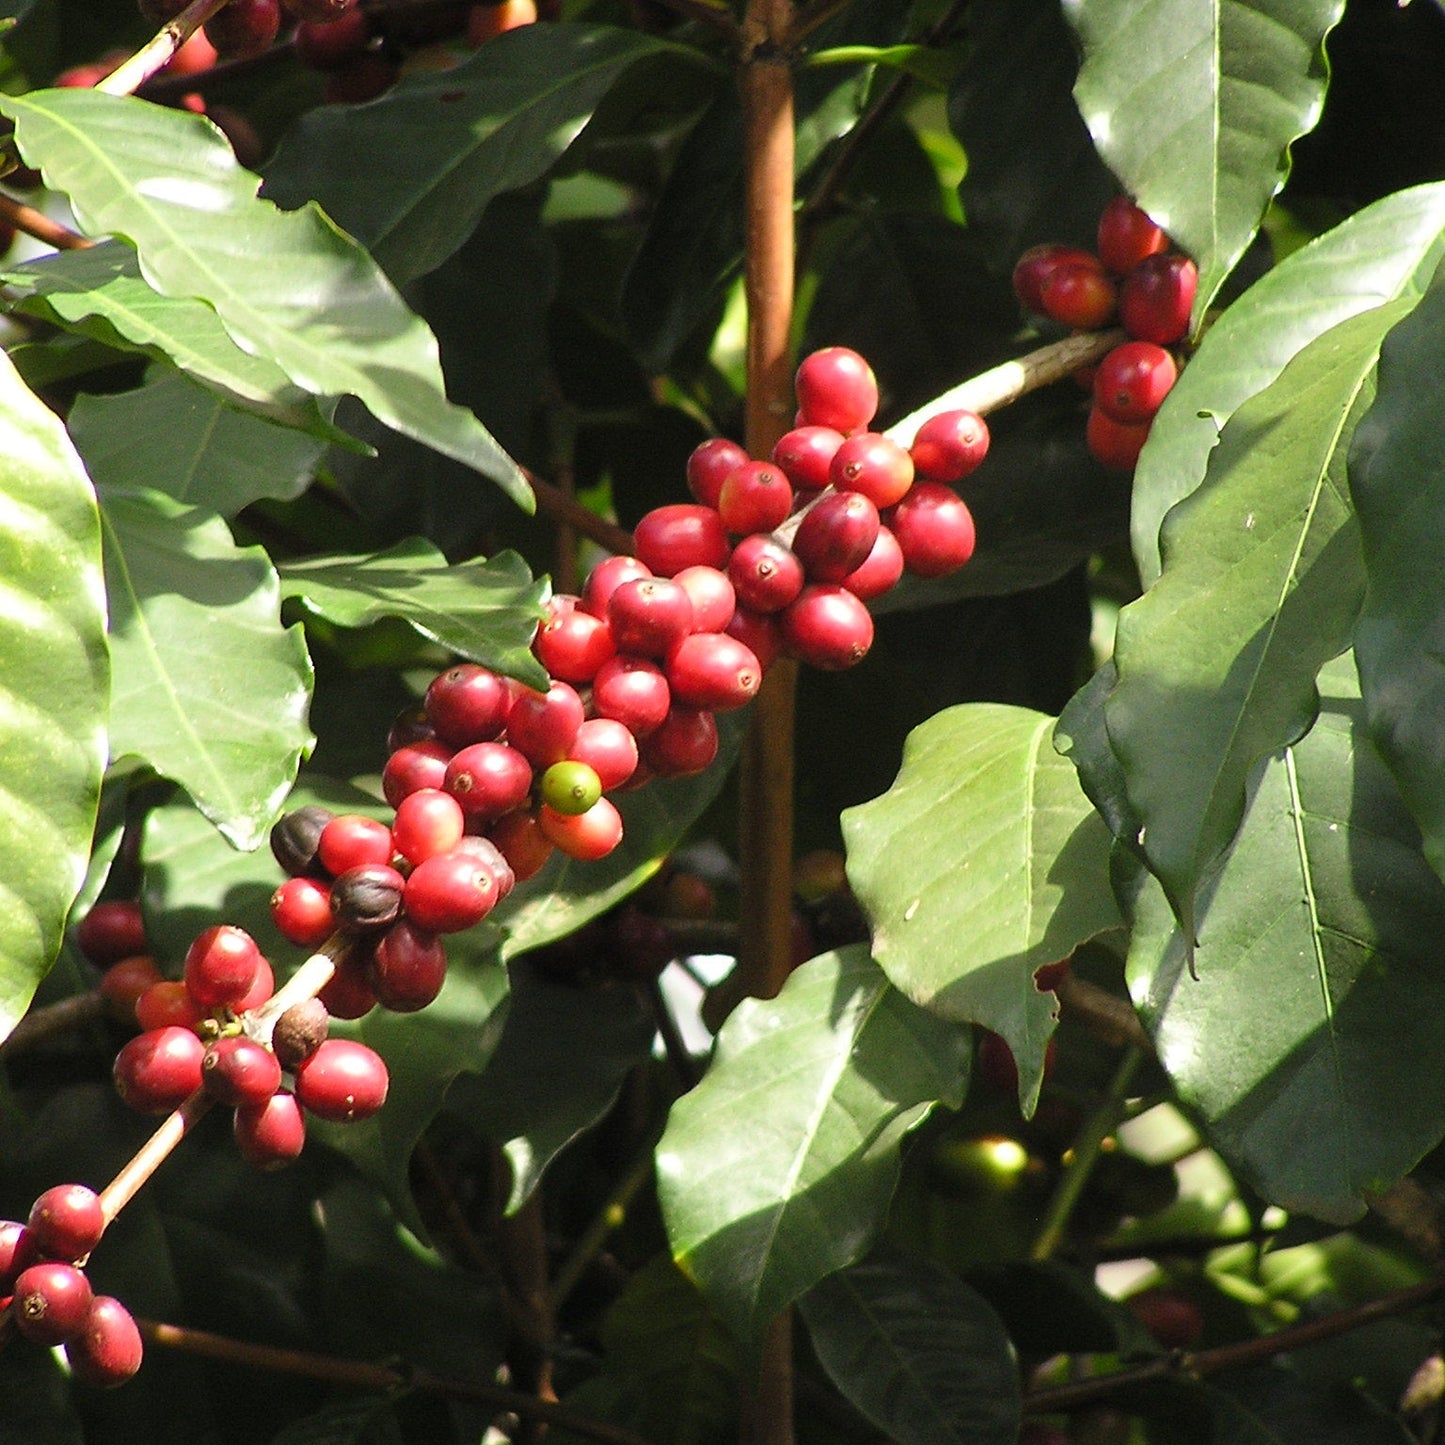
left=735, top=21, right=798, bottom=1445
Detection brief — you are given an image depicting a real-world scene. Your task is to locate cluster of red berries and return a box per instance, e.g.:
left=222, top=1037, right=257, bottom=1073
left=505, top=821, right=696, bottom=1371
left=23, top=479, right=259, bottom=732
left=109, top=921, right=389, bottom=1168
left=1013, top=196, right=1197, bottom=469
left=0, top=1186, right=141, bottom=1387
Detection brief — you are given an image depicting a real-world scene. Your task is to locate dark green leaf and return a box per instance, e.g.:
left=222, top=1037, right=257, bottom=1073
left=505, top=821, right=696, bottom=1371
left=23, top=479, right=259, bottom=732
left=69, top=368, right=327, bottom=518
left=804, top=44, right=965, bottom=88
left=0, top=90, right=528, bottom=506
left=1105, top=305, right=1403, bottom=941
left=966, top=1259, right=1160, bottom=1358
left=3, top=244, right=349, bottom=441
left=0, top=351, right=108, bottom=1038
left=1126, top=655, right=1445, bottom=1223
left=1053, top=661, right=1143, bottom=859
left=449, top=957, right=654, bottom=1212
left=1132, top=180, right=1445, bottom=587
left=1068, top=0, right=1344, bottom=319
left=278, top=541, right=548, bottom=688
left=1351, top=260, right=1445, bottom=884
left=947, top=0, right=1117, bottom=274
left=267, top=1396, right=400, bottom=1445
left=657, top=946, right=971, bottom=1349
left=1205, top=1362, right=1417, bottom=1444
left=100, top=489, right=313, bottom=851
left=842, top=704, right=1120, bottom=1111
left=262, top=23, right=688, bottom=287
left=800, top=1245, right=1020, bottom=1445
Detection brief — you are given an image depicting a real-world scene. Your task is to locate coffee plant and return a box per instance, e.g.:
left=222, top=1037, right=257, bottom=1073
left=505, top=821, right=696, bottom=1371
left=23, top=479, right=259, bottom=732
left=3, top=0, right=1445, bottom=1439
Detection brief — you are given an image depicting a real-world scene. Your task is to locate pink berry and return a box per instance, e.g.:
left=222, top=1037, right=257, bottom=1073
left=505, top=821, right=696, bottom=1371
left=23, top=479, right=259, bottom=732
left=781, top=586, right=875, bottom=670
left=887, top=483, right=977, bottom=578
left=908, top=410, right=990, bottom=483
left=794, top=347, right=878, bottom=433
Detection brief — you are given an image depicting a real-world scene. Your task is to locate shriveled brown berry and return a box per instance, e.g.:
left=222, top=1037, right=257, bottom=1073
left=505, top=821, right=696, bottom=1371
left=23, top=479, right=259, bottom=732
left=271, top=998, right=330, bottom=1069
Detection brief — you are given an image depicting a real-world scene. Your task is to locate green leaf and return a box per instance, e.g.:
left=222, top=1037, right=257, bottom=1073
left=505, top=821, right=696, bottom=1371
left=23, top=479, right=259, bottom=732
left=1350, top=263, right=1445, bottom=884
left=262, top=23, right=688, bottom=287
left=1133, top=181, right=1445, bottom=587
left=69, top=369, right=328, bottom=518
left=100, top=489, right=313, bottom=851
left=0, top=350, right=108, bottom=1039
left=841, top=704, right=1121, bottom=1112
left=1053, top=662, right=1143, bottom=860
left=948, top=0, right=1117, bottom=273
left=1201, top=1362, right=1417, bottom=1443
left=1126, top=655, right=1445, bottom=1223
left=1066, top=0, right=1344, bottom=319
left=1104, top=304, right=1405, bottom=942
left=278, top=541, right=548, bottom=688
left=657, top=946, right=971, bottom=1349
left=450, top=958, right=655, bottom=1213
left=0, top=90, right=529, bottom=508
left=800, top=1246, right=1020, bottom=1445
left=3, top=244, right=348, bottom=441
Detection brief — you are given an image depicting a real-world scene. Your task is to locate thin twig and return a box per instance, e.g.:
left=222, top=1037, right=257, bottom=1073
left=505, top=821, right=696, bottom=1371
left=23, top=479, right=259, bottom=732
left=643, top=974, right=699, bottom=1088
left=96, top=0, right=234, bottom=98
left=0, top=193, right=94, bottom=250
left=549, top=1140, right=659, bottom=1311
left=525, top=469, right=635, bottom=559
left=138, top=1318, right=653, bottom=1445
left=1024, top=1273, right=1445, bottom=1415
left=0, top=991, right=106, bottom=1060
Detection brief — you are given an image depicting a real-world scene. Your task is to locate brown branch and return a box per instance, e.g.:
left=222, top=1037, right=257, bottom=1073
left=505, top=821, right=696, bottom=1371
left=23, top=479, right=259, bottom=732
left=1055, top=972, right=1151, bottom=1052
left=138, top=1318, right=653, bottom=1445
left=0, top=990, right=105, bottom=1060
left=498, top=1192, right=557, bottom=1443
left=0, top=193, right=94, bottom=250
left=525, top=469, right=635, bottom=559
left=1025, top=1273, right=1445, bottom=1415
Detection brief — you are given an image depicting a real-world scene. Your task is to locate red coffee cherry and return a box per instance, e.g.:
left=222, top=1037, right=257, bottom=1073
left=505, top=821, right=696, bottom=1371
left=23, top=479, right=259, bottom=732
left=184, top=925, right=264, bottom=1011
left=391, top=788, right=466, bottom=867
left=382, top=739, right=453, bottom=808
left=729, top=533, right=805, bottom=613
left=781, top=586, right=875, bottom=670
left=13, top=1261, right=93, bottom=1346
left=717, top=460, right=794, bottom=535
left=532, top=605, right=615, bottom=684
left=888, top=483, right=977, bottom=578
left=1097, top=195, right=1169, bottom=274
left=64, top=1294, right=144, bottom=1388
left=840, top=526, right=904, bottom=601
left=1039, top=262, right=1118, bottom=330
left=567, top=717, right=639, bottom=792
left=686, top=437, right=750, bottom=509
left=794, top=347, right=878, bottom=434
left=1094, top=340, right=1178, bottom=424
left=505, top=680, right=585, bottom=768
left=908, top=410, right=990, bottom=483
left=99, top=954, right=163, bottom=1025
left=204, top=0, right=281, bottom=58
left=489, top=809, right=555, bottom=882
left=539, top=797, right=625, bottom=861
left=134, top=980, right=205, bottom=1034
left=294, top=1039, right=390, bottom=1123
left=202, top=1036, right=283, bottom=1108
left=633, top=504, right=731, bottom=576
left=829, top=432, right=915, bottom=509
left=666, top=633, right=762, bottom=712
left=323, top=52, right=400, bottom=103
left=0, top=1220, right=39, bottom=1293
left=317, top=956, right=378, bottom=1020
left=75, top=900, right=146, bottom=966
left=425, top=663, right=511, bottom=746
left=582, top=554, right=652, bottom=617
left=318, top=814, right=394, bottom=875
left=772, top=425, right=845, bottom=491
left=642, top=707, right=719, bottom=777
left=792, top=491, right=881, bottom=583
left=1011, top=244, right=1102, bottom=314
left=369, top=920, right=448, bottom=1013
left=592, top=655, right=672, bottom=736
left=233, top=1091, right=307, bottom=1171
left=112, top=1023, right=205, bottom=1109
left=445, top=741, right=533, bottom=819
left=608, top=577, right=696, bottom=659
left=1086, top=405, right=1151, bottom=470
left=673, top=565, right=736, bottom=634
left=270, top=876, right=335, bottom=949
left=295, top=9, right=371, bottom=71
left=288, top=0, right=362, bottom=22
left=1127, top=1286, right=1205, bottom=1350
left=403, top=849, right=504, bottom=932
left=27, top=1185, right=104, bottom=1264
left=1119, top=252, right=1197, bottom=344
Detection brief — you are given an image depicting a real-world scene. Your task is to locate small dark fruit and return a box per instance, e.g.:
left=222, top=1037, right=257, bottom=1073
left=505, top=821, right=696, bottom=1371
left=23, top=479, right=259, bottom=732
left=271, top=998, right=330, bottom=1070
left=201, top=1036, right=283, bottom=1108
left=75, top=900, right=146, bottom=967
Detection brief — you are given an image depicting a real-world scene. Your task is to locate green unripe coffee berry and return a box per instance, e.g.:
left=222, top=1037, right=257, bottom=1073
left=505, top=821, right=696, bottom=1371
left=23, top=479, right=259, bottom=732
left=540, top=760, right=603, bottom=817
